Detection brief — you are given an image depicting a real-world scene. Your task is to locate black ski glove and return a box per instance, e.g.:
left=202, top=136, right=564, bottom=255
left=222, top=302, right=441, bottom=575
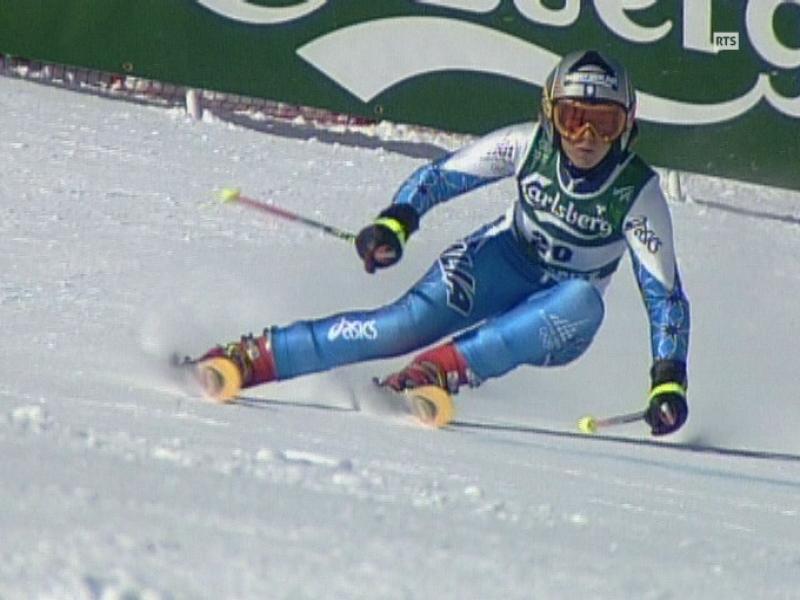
left=356, top=204, right=419, bottom=274
left=645, top=360, right=688, bottom=436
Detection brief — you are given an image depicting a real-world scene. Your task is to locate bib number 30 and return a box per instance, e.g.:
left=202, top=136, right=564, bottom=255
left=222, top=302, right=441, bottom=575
left=530, top=230, right=573, bottom=263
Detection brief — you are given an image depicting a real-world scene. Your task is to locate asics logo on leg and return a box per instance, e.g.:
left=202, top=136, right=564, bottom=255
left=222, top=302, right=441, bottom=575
left=327, top=317, right=378, bottom=341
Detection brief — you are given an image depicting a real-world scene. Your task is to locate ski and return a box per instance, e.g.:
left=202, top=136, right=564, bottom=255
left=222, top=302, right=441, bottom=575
left=157, top=362, right=800, bottom=462
left=453, top=419, right=800, bottom=463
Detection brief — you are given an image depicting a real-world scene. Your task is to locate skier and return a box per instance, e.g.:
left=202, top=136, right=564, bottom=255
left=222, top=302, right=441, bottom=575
left=195, top=49, right=690, bottom=436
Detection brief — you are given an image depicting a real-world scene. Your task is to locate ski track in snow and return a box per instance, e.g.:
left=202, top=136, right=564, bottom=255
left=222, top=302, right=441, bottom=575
left=2, top=76, right=800, bottom=598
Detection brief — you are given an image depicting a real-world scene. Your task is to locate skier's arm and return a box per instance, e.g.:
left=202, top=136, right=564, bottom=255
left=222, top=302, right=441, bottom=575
left=623, top=177, right=691, bottom=435
left=392, top=122, right=537, bottom=215
left=356, top=123, right=537, bottom=272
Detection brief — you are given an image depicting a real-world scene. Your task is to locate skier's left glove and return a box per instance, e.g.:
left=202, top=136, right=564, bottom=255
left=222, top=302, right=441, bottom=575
left=356, top=204, right=419, bottom=274
left=645, top=360, right=688, bottom=436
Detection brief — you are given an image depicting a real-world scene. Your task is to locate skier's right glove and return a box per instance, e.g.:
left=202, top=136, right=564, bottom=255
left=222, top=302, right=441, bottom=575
left=644, top=359, right=688, bottom=436
left=356, top=204, right=419, bottom=274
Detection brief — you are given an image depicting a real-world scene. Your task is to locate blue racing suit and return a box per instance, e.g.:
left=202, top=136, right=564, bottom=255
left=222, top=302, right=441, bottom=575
left=269, top=123, right=690, bottom=386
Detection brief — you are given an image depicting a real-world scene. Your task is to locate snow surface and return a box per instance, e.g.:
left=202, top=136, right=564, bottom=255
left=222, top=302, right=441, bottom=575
left=2, top=76, right=800, bottom=599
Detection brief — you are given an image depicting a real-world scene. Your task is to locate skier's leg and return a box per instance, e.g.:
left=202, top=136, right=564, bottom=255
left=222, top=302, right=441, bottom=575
left=197, top=217, right=549, bottom=389
left=380, top=278, right=604, bottom=393
left=269, top=274, right=467, bottom=380
left=454, top=278, right=605, bottom=383
left=269, top=218, right=545, bottom=381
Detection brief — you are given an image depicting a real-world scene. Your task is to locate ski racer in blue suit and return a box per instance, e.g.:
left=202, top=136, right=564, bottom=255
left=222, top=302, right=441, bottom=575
left=200, top=50, right=691, bottom=436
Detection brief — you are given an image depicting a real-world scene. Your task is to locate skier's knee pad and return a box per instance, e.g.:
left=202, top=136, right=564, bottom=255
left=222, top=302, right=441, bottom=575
left=539, top=279, right=605, bottom=366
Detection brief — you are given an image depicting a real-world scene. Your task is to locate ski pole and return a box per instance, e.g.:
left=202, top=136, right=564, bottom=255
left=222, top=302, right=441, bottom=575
left=218, top=188, right=357, bottom=243
left=577, top=408, right=647, bottom=434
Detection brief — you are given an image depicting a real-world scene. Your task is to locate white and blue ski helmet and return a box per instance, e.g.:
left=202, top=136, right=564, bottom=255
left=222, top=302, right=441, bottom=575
left=540, top=50, right=637, bottom=149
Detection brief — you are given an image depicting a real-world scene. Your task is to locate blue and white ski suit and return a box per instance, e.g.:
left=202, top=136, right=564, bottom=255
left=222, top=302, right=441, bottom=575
left=269, top=122, right=690, bottom=385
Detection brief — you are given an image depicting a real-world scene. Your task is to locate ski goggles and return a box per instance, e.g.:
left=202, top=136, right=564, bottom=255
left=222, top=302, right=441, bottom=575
left=552, top=99, right=628, bottom=143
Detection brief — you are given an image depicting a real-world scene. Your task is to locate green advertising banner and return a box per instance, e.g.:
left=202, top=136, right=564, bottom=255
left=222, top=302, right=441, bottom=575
left=1, top=0, right=798, bottom=190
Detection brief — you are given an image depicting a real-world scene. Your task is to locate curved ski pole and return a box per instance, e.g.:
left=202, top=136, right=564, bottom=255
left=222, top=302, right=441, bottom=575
left=218, top=188, right=356, bottom=243
left=577, top=408, right=648, bottom=434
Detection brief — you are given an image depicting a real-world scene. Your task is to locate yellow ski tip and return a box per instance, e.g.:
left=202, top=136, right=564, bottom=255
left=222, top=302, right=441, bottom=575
left=577, top=415, right=598, bottom=434
left=218, top=187, right=241, bottom=204
left=196, top=357, right=242, bottom=403
left=405, top=385, right=455, bottom=428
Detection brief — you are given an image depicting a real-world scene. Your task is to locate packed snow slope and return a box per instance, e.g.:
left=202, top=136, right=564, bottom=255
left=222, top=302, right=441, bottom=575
left=2, top=76, right=800, bottom=599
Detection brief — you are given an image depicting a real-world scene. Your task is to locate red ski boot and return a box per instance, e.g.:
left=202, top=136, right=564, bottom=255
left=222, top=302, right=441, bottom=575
left=379, top=342, right=472, bottom=394
left=192, top=330, right=278, bottom=402
left=375, top=342, right=473, bottom=428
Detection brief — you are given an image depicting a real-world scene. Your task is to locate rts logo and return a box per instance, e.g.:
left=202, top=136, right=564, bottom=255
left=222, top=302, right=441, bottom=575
left=713, top=32, right=739, bottom=52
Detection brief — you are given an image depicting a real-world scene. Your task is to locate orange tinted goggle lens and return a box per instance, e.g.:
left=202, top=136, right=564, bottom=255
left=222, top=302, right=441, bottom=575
left=553, top=100, right=626, bottom=142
